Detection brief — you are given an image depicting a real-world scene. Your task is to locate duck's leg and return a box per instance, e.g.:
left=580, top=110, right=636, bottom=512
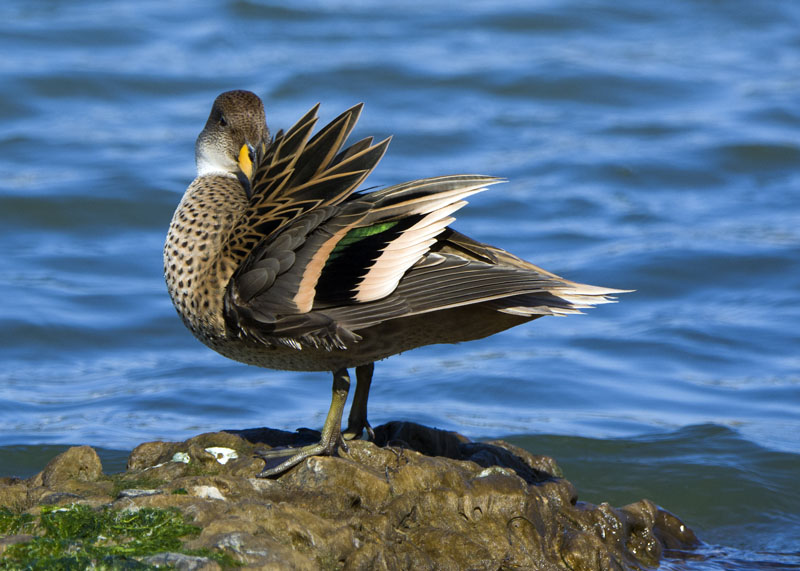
left=343, top=363, right=375, bottom=440
left=256, top=367, right=351, bottom=478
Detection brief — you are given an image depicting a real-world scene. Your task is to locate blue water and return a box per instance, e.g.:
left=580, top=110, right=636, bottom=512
left=1, top=1, right=799, bottom=567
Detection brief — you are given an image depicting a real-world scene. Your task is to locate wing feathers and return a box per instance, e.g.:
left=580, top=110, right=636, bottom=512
left=350, top=204, right=464, bottom=303
left=288, top=105, right=362, bottom=186
left=331, top=136, right=374, bottom=167
left=223, top=104, right=623, bottom=351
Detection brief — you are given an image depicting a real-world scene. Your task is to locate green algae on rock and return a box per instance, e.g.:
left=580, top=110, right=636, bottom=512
left=0, top=504, right=232, bottom=570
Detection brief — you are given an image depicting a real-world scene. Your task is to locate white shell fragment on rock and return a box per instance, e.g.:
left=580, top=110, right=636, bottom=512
left=191, top=485, right=226, bottom=501
left=204, top=447, right=239, bottom=464
left=172, top=452, right=191, bottom=464
left=476, top=466, right=514, bottom=478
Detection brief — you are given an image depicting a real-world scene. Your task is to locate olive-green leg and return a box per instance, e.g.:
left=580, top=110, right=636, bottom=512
left=256, top=367, right=351, bottom=477
left=343, top=363, right=375, bottom=440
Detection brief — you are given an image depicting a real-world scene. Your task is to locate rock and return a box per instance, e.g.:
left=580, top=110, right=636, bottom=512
left=126, top=432, right=263, bottom=478
left=117, top=488, right=164, bottom=498
left=0, top=478, right=28, bottom=512
left=141, top=552, right=220, bottom=571
left=0, top=422, right=700, bottom=569
left=127, top=440, right=180, bottom=470
left=206, top=531, right=318, bottom=569
left=37, top=445, right=103, bottom=486
left=20, top=446, right=113, bottom=508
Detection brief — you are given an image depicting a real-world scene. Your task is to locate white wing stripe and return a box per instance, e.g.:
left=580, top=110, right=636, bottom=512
left=352, top=196, right=479, bottom=303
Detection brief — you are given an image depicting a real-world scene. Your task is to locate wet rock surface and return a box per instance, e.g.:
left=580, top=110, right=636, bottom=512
left=1, top=422, right=699, bottom=569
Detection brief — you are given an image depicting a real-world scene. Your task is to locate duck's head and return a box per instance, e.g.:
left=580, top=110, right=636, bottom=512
left=195, top=90, right=268, bottom=196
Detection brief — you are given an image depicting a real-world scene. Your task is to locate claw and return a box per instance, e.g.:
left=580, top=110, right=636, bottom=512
left=256, top=439, right=342, bottom=477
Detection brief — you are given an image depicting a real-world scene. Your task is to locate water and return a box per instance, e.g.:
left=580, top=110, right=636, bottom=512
left=1, top=1, right=799, bottom=567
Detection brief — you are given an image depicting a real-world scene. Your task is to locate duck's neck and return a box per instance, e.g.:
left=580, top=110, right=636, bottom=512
left=164, top=175, right=248, bottom=340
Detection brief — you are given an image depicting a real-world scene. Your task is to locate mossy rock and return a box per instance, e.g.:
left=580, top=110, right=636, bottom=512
left=0, top=422, right=700, bottom=569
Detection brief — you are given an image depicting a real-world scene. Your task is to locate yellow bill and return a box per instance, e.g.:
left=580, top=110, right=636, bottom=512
left=238, top=143, right=254, bottom=179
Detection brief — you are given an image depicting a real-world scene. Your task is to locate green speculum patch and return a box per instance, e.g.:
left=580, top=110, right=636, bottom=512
left=327, top=221, right=400, bottom=262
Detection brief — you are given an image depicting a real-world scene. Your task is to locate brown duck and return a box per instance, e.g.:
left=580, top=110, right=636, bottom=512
left=164, top=90, right=625, bottom=476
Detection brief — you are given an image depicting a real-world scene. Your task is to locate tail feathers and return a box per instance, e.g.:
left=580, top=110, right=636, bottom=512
left=491, top=285, right=631, bottom=317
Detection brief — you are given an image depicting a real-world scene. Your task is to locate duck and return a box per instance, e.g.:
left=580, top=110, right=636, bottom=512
left=164, top=90, right=625, bottom=477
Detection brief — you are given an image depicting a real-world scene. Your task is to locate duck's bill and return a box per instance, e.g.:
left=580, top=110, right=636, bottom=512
left=238, top=143, right=255, bottom=179
left=237, top=143, right=256, bottom=198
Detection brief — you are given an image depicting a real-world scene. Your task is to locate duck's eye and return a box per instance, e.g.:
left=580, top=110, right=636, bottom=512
left=219, top=115, right=228, bottom=127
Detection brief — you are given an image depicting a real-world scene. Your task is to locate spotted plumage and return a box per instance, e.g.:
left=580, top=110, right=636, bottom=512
left=164, top=90, right=627, bottom=476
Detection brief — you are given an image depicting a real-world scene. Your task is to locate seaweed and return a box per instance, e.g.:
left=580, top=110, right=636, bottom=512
left=0, top=504, right=238, bottom=569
